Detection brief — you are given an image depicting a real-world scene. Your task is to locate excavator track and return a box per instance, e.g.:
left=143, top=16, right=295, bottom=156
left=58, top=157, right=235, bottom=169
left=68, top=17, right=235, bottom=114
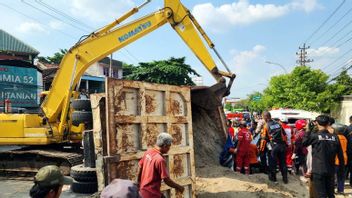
left=0, top=145, right=83, bottom=179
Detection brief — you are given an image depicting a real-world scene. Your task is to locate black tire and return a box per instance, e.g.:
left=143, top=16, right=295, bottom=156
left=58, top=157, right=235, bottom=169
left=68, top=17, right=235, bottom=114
left=71, top=99, right=91, bottom=111
left=70, top=179, right=97, bottom=194
left=71, top=111, right=93, bottom=126
left=70, top=164, right=97, bottom=182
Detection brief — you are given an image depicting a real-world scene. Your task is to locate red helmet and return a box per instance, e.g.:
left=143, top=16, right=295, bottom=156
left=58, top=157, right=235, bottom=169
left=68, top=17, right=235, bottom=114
left=295, top=119, right=307, bottom=130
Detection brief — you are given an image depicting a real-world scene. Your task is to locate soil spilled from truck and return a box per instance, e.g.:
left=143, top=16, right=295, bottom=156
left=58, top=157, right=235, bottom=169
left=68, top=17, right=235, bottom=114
left=191, top=104, right=310, bottom=197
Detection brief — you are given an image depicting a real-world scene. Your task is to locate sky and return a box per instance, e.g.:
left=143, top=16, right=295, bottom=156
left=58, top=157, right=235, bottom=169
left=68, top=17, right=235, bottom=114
left=1, top=0, right=352, bottom=99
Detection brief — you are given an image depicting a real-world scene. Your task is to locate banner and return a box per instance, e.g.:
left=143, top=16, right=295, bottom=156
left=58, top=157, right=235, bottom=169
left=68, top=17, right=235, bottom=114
left=0, top=65, right=42, bottom=107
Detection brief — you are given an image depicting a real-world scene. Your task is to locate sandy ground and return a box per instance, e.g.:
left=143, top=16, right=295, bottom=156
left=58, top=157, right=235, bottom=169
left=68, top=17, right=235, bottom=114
left=2, top=167, right=352, bottom=198
left=195, top=165, right=352, bottom=198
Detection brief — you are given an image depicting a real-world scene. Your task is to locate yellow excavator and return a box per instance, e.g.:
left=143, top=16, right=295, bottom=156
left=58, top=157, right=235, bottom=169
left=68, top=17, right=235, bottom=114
left=0, top=0, right=235, bottom=176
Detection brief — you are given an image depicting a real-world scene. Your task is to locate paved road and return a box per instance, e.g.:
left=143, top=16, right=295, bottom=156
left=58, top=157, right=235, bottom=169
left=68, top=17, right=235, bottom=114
left=0, top=178, right=93, bottom=198
left=0, top=146, right=22, bottom=152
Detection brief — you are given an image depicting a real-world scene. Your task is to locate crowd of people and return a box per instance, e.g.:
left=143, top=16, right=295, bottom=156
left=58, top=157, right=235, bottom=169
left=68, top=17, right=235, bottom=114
left=28, top=111, right=352, bottom=198
left=221, top=112, right=352, bottom=197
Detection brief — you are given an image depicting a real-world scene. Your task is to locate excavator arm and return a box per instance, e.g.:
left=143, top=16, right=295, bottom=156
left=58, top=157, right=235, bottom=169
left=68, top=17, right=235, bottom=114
left=41, top=0, right=236, bottom=135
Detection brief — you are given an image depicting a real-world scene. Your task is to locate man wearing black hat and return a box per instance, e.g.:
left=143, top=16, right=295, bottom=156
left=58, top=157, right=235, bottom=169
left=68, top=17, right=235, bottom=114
left=29, top=165, right=73, bottom=198
left=303, top=115, right=344, bottom=198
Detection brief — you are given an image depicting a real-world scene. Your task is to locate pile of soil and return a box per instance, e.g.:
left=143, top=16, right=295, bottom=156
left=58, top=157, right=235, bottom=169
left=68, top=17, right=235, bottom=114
left=191, top=105, right=226, bottom=168
left=195, top=166, right=308, bottom=198
left=191, top=105, right=311, bottom=197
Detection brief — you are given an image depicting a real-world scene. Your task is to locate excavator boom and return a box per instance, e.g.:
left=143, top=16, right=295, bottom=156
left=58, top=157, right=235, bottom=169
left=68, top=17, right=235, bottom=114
left=42, top=0, right=235, bottom=135
left=0, top=0, right=235, bottom=176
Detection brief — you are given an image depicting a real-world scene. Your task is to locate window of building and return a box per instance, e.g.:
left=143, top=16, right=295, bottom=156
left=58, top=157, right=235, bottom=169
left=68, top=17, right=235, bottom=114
left=103, top=67, right=109, bottom=76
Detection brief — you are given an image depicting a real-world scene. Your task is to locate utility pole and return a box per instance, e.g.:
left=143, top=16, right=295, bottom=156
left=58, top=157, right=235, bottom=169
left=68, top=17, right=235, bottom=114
left=109, top=53, right=113, bottom=77
left=296, top=43, right=313, bottom=66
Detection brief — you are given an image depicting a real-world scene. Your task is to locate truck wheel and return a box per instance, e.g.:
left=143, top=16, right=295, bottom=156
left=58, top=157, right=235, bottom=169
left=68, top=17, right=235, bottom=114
left=71, top=99, right=91, bottom=111
left=71, top=111, right=93, bottom=126
left=70, top=179, right=97, bottom=194
left=70, top=164, right=97, bottom=182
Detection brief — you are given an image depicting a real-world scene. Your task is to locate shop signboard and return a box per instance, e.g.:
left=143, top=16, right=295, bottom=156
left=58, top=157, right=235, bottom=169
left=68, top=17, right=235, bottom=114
left=0, top=65, right=42, bottom=108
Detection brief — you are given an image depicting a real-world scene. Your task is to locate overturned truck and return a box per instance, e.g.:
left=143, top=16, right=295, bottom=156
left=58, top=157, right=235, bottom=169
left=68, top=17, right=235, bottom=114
left=90, top=78, right=227, bottom=198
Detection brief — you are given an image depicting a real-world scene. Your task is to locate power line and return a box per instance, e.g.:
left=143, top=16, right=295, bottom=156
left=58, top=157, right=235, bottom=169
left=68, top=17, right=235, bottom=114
left=28, top=0, right=142, bottom=64
left=35, top=0, right=94, bottom=31
left=310, top=6, right=352, bottom=46
left=0, top=2, right=76, bottom=39
left=36, top=1, right=141, bottom=64
left=5, top=1, right=146, bottom=65
left=304, top=0, right=346, bottom=44
left=336, top=34, right=352, bottom=48
left=323, top=47, right=352, bottom=71
left=328, top=64, right=352, bottom=83
left=21, top=0, right=89, bottom=33
left=124, top=49, right=141, bottom=63
left=314, top=34, right=352, bottom=61
left=319, top=17, right=352, bottom=47
left=331, top=29, right=352, bottom=47
left=120, top=50, right=139, bottom=65
left=328, top=61, right=351, bottom=77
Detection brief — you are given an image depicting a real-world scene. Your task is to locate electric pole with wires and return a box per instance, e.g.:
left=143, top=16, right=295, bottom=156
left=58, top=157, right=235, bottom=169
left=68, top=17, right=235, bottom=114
left=296, top=43, right=314, bottom=66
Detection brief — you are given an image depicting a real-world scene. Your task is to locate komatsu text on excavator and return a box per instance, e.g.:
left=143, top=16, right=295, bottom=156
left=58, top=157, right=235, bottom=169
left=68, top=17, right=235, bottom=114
left=0, top=0, right=235, bottom=175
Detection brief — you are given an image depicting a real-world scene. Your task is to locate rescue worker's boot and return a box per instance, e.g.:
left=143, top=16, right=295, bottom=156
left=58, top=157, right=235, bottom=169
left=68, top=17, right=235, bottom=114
left=244, top=167, right=250, bottom=175
left=236, top=167, right=241, bottom=173
left=268, top=171, right=277, bottom=182
left=282, top=171, right=288, bottom=184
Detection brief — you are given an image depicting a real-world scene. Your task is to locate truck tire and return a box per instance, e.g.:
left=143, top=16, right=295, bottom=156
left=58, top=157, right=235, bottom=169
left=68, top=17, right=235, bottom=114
left=71, top=99, right=91, bottom=111
left=71, top=111, right=93, bottom=126
left=70, top=179, right=98, bottom=194
left=70, top=164, right=97, bottom=182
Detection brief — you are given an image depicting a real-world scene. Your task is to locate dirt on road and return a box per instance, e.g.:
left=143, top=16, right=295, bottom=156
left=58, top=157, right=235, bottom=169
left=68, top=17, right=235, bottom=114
left=196, top=166, right=308, bottom=198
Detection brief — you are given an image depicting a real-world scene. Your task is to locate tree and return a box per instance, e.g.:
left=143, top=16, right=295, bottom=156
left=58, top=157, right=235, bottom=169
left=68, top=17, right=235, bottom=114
left=247, top=92, right=266, bottom=112
left=122, top=63, right=135, bottom=77
left=257, top=66, right=338, bottom=112
left=224, top=103, right=233, bottom=112
left=244, top=66, right=351, bottom=113
left=331, top=70, right=352, bottom=96
left=125, top=57, right=199, bottom=86
left=37, top=49, right=67, bottom=64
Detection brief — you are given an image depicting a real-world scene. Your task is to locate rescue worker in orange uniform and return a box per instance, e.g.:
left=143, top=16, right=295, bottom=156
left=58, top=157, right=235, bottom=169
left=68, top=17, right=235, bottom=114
left=260, top=112, right=288, bottom=183
left=334, top=124, right=348, bottom=194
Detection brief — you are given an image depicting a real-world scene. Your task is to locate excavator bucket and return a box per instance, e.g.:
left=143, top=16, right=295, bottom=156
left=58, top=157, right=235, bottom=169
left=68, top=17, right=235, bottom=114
left=191, top=80, right=231, bottom=111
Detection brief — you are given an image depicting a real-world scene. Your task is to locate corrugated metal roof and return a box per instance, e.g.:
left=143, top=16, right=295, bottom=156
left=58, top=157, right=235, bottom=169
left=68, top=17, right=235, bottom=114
left=0, top=29, right=39, bottom=55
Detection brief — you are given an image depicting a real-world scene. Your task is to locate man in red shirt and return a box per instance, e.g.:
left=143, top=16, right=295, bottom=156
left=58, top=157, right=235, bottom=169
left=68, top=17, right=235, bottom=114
left=137, top=133, right=184, bottom=198
left=236, top=121, right=252, bottom=175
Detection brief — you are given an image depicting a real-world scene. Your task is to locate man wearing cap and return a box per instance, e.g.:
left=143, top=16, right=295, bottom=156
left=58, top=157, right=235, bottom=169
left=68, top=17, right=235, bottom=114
left=29, top=165, right=73, bottom=198
left=137, top=132, right=184, bottom=198
left=303, top=115, right=344, bottom=197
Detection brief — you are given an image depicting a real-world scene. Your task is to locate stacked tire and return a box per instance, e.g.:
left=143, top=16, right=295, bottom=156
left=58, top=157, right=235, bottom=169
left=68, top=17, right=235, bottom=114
left=70, top=99, right=97, bottom=194
left=70, top=164, right=98, bottom=194
left=71, top=99, right=93, bottom=130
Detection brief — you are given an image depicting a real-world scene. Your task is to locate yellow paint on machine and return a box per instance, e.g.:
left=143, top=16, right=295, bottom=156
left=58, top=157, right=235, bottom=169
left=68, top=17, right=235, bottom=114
left=0, top=114, right=24, bottom=138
